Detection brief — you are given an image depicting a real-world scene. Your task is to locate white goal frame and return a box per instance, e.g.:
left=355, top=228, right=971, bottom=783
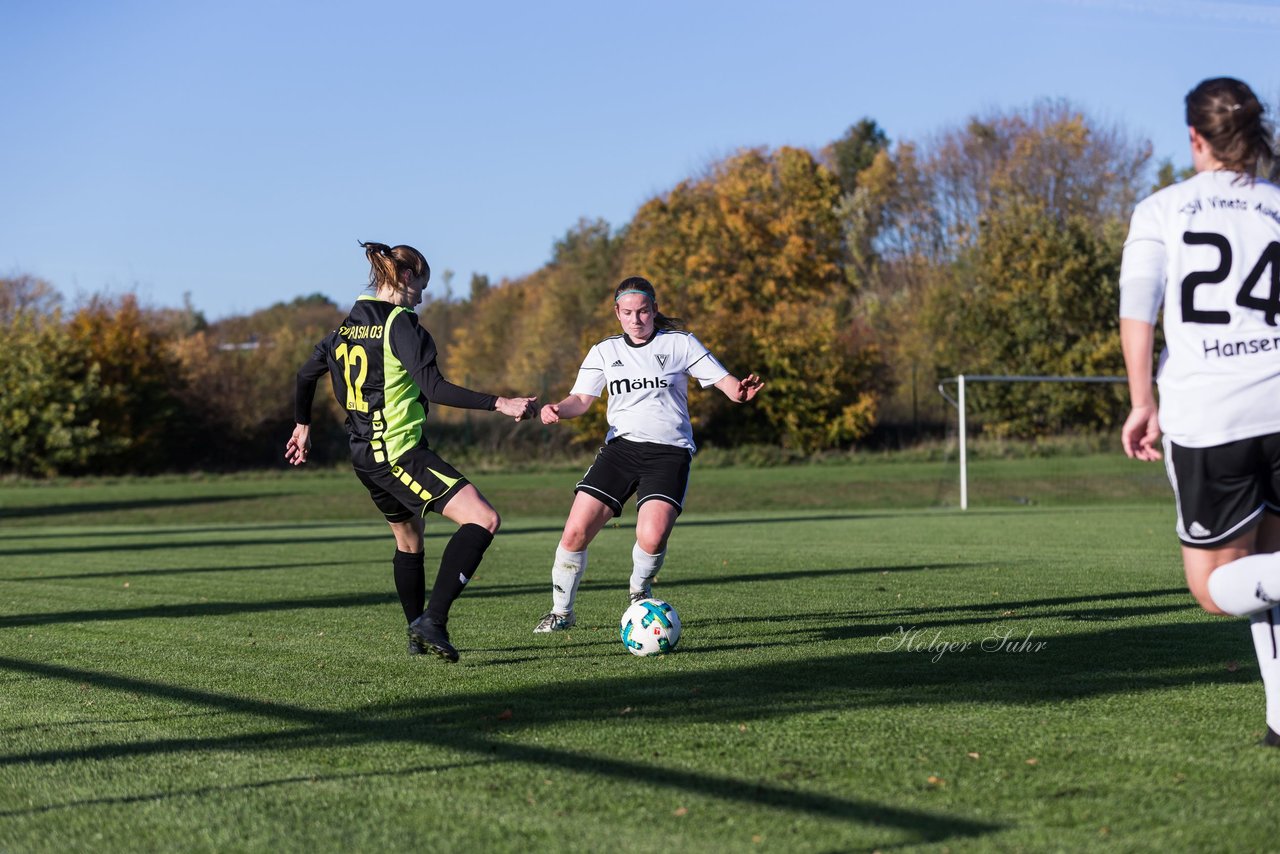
left=936, top=374, right=1128, bottom=510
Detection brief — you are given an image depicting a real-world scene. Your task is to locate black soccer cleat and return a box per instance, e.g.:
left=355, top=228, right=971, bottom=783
left=1264, top=726, right=1280, bottom=748
left=408, top=615, right=459, bottom=663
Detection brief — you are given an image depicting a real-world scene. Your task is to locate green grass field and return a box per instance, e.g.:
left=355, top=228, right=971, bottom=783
left=2, top=457, right=1278, bottom=851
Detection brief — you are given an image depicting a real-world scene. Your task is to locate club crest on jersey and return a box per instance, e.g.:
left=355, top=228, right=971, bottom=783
left=656, top=354, right=668, bottom=368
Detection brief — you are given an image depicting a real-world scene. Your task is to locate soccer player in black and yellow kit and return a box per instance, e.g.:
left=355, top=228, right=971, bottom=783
left=286, top=241, right=536, bottom=662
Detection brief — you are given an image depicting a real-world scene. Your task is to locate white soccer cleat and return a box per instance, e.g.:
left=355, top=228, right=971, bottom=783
left=533, top=611, right=576, bottom=633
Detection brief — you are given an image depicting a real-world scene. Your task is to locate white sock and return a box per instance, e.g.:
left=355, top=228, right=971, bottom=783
left=1251, top=607, right=1280, bottom=734
left=1207, top=553, right=1280, bottom=616
left=551, top=546, right=586, bottom=615
left=629, top=543, right=665, bottom=595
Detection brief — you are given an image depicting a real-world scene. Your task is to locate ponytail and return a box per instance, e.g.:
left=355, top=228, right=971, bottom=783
left=1185, top=77, right=1276, bottom=180
left=359, top=240, right=430, bottom=297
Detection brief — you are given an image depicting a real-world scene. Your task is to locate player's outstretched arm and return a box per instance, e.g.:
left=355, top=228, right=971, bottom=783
left=495, top=396, right=539, bottom=422
left=541, top=393, right=596, bottom=425
left=285, top=424, right=311, bottom=466
left=714, top=373, right=764, bottom=403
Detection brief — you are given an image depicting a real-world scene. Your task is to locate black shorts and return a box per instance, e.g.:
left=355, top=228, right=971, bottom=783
left=575, top=438, right=693, bottom=518
left=354, top=444, right=469, bottom=524
left=1164, top=433, right=1280, bottom=548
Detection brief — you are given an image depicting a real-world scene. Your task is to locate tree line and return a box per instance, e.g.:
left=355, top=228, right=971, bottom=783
left=1, top=99, right=1175, bottom=476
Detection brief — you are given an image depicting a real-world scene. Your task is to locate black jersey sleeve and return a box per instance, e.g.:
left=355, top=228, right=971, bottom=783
left=389, top=311, right=498, bottom=411
left=294, top=339, right=330, bottom=425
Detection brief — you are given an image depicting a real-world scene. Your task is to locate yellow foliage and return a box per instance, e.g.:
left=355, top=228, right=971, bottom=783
left=623, top=146, right=886, bottom=450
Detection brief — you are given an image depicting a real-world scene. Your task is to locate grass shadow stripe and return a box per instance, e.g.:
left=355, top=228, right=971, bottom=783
left=458, top=737, right=1003, bottom=844
left=0, top=655, right=1000, bottom=842
left=0, top=592, right=396, bottom=629
left=0, top=758, right=498, bottom=818
left=0, top=560, right=356, bottom=583
left=0, top=655, right=998, bottom=839
left=0, top=532, right=392, bottom=559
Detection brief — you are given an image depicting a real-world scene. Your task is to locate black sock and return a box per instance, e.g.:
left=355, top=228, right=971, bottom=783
left=424, top=523, right=494, bottom=625
left=392, top=550, right=426, bottom=623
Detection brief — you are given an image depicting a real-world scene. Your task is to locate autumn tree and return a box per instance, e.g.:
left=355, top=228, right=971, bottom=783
left=442, top=275, right=535, bottom=400
left=62, top=294, right=194, bottom=472
left=925, top=200, right=1129, bottom=436
left=843, top=101, right=1151, bottom=433
left=517, top=218, right=623, bottom=399
left=442, top=218, right=622, bottom=442
left=0, top=274, right=61, bottom=322
left=0, top=278, right=105, bottom=476
left=1151, top=158, right=1196, bottom=192
left=825, top=117, right=889, bottom=196
left=170, top=294, right=345, bottom=467
left=622, top=146, right=887, bottom=451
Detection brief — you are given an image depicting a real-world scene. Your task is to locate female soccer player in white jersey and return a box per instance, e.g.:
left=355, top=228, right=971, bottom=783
left=1120, top=77, right=1280, bottom=744
left=532, top=277, right=764, bottom=632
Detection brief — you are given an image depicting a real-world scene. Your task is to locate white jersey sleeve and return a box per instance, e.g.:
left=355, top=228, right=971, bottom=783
left=1118, top=217, right=1167, bottom=325
left=685, top=334, right=730, bottom=388
left=569, top=343, right=607, bottom=398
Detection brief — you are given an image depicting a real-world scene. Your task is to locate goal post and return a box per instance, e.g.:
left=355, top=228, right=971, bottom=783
left=936, top=374, right=1128, bottom=509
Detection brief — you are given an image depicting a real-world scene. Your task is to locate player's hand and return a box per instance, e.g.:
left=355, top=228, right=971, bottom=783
left=1121, top=405, right=1162, bottom=461
left=285, top=424, right=311, bottom=466
left=736, top=373, right=764, bottom=402
left=496, top=396, right=538, bottom=422
left=541, top=404, right=560, bottom=425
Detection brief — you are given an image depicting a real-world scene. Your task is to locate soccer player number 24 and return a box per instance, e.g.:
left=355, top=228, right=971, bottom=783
left=1181, top=231, right=1280, bottom=326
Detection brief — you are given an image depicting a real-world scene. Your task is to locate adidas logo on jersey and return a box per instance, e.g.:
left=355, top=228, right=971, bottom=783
left=611, top=359, right=624, bottom=367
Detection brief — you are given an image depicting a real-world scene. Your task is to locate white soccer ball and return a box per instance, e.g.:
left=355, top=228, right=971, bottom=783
left=620, top=598, right=681, bottom=656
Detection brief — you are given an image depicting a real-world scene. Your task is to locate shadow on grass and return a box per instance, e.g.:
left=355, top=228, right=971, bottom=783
left=0, top=562, right=978, bottom=625
left=487, top=586, right=1199, bottom=658
left=0, top=565, right=1171, bottom=634
left=465, top=562, right=973, bottom=602
left=0, top=507, right=957, bottom=560
left=2, top=759, right=498, bottom=818
left=685, top=587, right=1195, bottom=638
left=0, top=522, right=374, bottom=541
left=0, top=592, right=398, bottom=630
left=0, top=494, right=287, bottom=521
left=497, top=509, right=962, bottom=540
left=0, top=653, right=1000, bottom=845
left=0, top=614, right=1256, bottom=844
left=0, top=559, right=358, bottom=583
left=0, top=531, right=390, bottom=559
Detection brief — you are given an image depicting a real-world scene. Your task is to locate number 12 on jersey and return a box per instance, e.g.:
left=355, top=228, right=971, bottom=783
left=334, top=342, right=370, bottom=412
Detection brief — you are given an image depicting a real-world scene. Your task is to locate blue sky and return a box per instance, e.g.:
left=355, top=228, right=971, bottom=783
left=2, top=0, right=1278, bottom=320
